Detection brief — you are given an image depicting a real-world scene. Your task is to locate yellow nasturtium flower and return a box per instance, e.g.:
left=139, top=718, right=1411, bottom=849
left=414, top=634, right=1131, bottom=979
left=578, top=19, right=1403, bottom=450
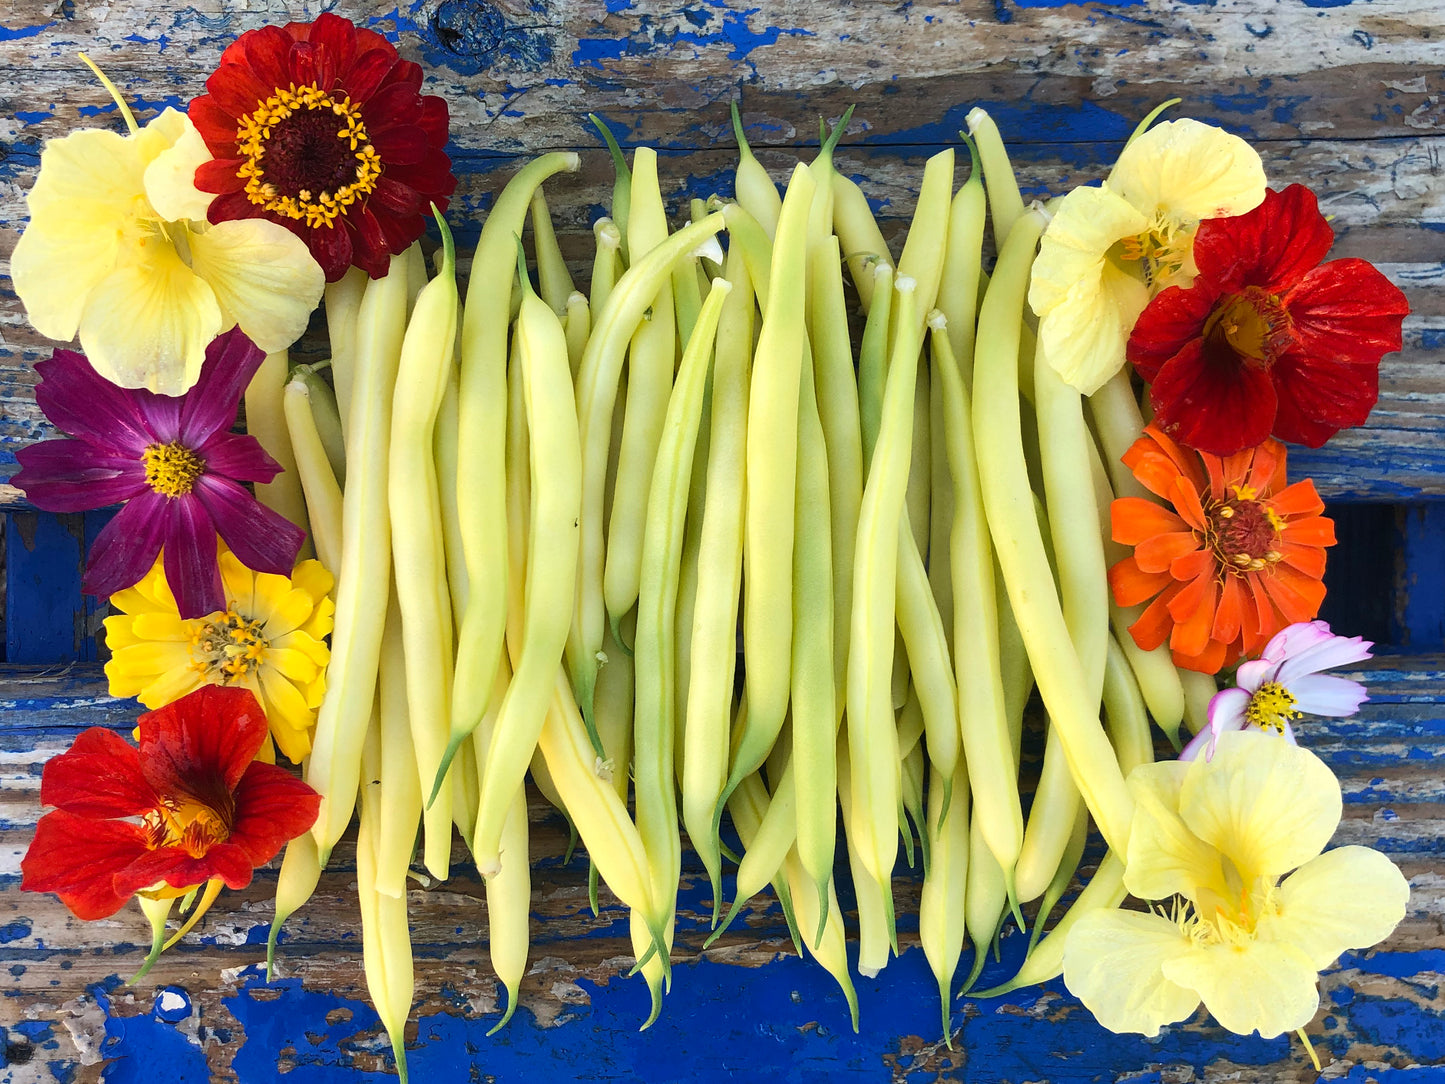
left=10, top=62, right=324, bottom=396
left=104, top=550, right=335, bottom=763
left=1062, top=729, right=1409, bottom=1043
left=1029, top=118, right=1266, bottom=395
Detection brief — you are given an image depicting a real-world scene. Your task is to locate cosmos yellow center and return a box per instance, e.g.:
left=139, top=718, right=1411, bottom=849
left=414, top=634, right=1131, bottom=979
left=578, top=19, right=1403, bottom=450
left=190, top=610, right=269, bottom=683
left=1246, top=681, right=1302, bottom=734
left=235, top=83, right=382, bottom=229
left=142, top=441, right=205, bottom=498
left=1205, top=484, right=1286, bottom=574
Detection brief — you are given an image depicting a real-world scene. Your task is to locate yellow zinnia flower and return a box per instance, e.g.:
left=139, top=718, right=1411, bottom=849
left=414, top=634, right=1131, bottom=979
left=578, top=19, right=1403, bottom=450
left=104, top=549, right=335, bottom=763
left=1029, top=117, right=1267, bottom=394
left=1062, top=729, right=1409, bottom=1043
left=9, top=60, right=324, bottom=396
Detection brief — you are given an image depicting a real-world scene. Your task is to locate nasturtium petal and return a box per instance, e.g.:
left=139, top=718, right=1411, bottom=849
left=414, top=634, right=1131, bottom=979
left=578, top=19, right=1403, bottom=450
left=11, top=203, right=125, bottom=343
left=144, top=116, right=217, bottom=223
left=1161, top=938, right=1320, bottom=1039
left=187, top=219, right=325, bottom=353
left=1264, top=846, right=1410, bottom=970
left=1063, top=909, right=1202, bottom=1037
left=79, top=244, right=222, bottom=395
left=1107, top=118, right=1266, bottom=227
left=1179, top=729, right=1341, bottom=882
left=1125, top=760, right=1229, bottom=904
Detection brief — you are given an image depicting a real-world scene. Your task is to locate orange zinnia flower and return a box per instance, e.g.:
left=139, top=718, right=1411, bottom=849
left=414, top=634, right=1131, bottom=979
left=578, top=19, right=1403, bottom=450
left=1108, top=424, right=1335, bottom=674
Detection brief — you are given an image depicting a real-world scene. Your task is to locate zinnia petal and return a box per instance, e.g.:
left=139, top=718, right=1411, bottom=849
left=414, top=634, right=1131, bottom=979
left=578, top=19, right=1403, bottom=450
left=1062, top=908, right=1202, bottom=1038
left=1264, top=845, right=1410, bottom=970
left=1178, top=729, right=1341, bottom=882
left=1161, top=937, right=1320, bottom=1039
left=186, top=219, right=325, bottom=353
left=1106, top=118, right=1266, bottom=227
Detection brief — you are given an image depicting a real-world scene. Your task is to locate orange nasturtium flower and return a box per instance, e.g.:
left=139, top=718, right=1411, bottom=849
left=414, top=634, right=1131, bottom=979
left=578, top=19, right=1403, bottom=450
left=1108, top=424, right=1335, bottom=674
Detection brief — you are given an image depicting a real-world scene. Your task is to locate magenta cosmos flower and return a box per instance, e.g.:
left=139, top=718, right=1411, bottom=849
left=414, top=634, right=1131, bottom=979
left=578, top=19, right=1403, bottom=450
left=1181, top=620, right=1373, bottom=761
left=11, top=329, right=305, bottom=618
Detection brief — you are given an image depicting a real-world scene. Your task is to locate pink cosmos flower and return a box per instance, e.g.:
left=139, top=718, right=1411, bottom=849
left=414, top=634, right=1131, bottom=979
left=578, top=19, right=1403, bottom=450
left=10, top=329, right=305, bottom=618
left=1181, top=620, right=1372, bottom=761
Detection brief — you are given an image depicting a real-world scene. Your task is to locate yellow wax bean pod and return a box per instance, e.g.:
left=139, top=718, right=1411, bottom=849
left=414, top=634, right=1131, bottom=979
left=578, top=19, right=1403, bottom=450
left=896, top=148, right=956, bottom=330
left=780, top=851, right=859, bottom=1033
left=836, top=731, right=895, bottom=974
left=606, top=147, right=677, bottom=632
left=832, top=172, right=893, bottom=313
left=807, top=237, right=863, bottom=712
left=730, top=163, right=817, bottom=805
left=960, top=811, right=1008, bottom=994
left=451, top=734, right=480, bottom=846
left=710, top=759, right=797, bottom=946
left=899, top=722, right=928, bottom=874
left=391, top=213, right=458, bottom=876
left=291, top=366, right=345, bottom=488
left=1014, top=721, right=1082, bottom=905
left=928, top=348, right=955, bottom=654
left=1181, top=668, right=1218, bottom=738
left=682, top=244, right=753, bottom=922
left=730, top=100, right=782, bottom=237
left=857, top=262, right=895, bottom=469
left=1025, top=804, right=1089, bottom=958
left=376, top=592, right=421, bottom=900
left=1087, top=369, right=1151, bottom=501
left=805, top=106, right=853, bottom=253
left=1085, top=418, right=1187, bottom=740
left=572, top=212, right=729, bottom=735
left=966, top=107, right=1026, bottom=254
left=905, top=359, right=931, bottom=555
left=790, top=354, right=837, bottom=935
left=919, top=758, right=969, bottom=1045
left=306, top=247, right=411, bottom=864
left=564, top=291, right=591, bottom=380
left=325, top=266, right=367, bottom=438
left=673, top=374, right=712, bottom=791
left=932, top=315, right=1025, bottom=918
left=355, top=712, right=412, bottom=1083
left=672, top=238, right=705, bottom=350
left=972, top=209, right=1134, bottom=856
left=246, top=349, right=311, bottom=559
left=590, top=218, right=623, bottom=317
left=530, top=187, right=574, bottom=316
left=265, top=831, right=322, bottom=981
left=714, top=199, right=773, bottom=298
left=282, top=375, right=343, bottom=578
left=1105, top=632, right=1156, bottom=775
left=434, top=364, right=468, bottom=624
left=725, top=752, right=804, bottom=957
left=847, top=273, right=921, bottom=891
left=473, top=254, right=582, bottom=878
left=690, top=197, right=723, bottom=279
left=629, top=278, right=732, bottom=1017
left=590, top=612, right=635, bottom=915
left=973, top=851, right=1126, bottom=997
left=935, top=137, right=987, bottom=381
left=487, top=786, right=531, bottom=1033
left=589, top=114, right=632, bottom=260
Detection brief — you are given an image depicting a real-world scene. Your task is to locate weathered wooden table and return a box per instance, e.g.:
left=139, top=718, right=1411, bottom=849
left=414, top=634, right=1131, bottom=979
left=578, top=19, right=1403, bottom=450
left=0, top=1, right=1442, bottom=1080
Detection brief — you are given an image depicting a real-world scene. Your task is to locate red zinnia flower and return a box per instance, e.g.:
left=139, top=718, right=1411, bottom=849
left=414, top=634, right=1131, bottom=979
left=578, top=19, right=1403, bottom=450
left=21, top=686, right=319, bottom=921
left=1108, top=425, right=1335, bottom=674
left=10, top=329, right=306, bottom=619
left=189, top=12, right=454, bottom=281
left=1128, top=184, right=1409, bottom=456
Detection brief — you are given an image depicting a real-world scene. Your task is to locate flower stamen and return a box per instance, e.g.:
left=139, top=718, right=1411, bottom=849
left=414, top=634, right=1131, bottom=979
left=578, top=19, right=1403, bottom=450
left=190, top=610, right=270, bottom=683
left=1246, top=681, right=1303, bottom=734
left=142, top=441, right=205, bottom=498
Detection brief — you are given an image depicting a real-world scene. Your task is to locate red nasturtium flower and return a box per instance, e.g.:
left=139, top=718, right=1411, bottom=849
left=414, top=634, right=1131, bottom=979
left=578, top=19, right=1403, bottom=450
left=21, top=686, right=319, bottom=921
left=1108, top=425, right=1335, bottom=674
left=189, top=12, right=455, bottom=280
left=1128, top=184, right=1409, bottom=456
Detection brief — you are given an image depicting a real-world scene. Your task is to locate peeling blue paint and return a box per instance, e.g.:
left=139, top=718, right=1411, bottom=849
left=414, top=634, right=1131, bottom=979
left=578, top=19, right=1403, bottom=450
left=418, top=0, right=554, bottom=76
left=92, top=982, right=209, bottom=1083
left=573, top=9, right=812, bottom=68
left=0, top=923, right=31, bottom=945
left=0, top=23, right=53, bottom=41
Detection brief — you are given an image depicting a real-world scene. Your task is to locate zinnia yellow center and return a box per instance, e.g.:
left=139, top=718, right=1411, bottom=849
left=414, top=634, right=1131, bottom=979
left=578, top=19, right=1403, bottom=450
left=1203, top=286, right=1292, bottom=368
left=235, top=83, right=382, bottom=229
left=1205, top=485, right=1286, bottom=574
left=1246, top=681, right=1302, bottom=734
left=143, top=441, right=205, bottom=498
left=143, top=800, right=231, bottom=858
left=190, top=609, right=269, bottom=682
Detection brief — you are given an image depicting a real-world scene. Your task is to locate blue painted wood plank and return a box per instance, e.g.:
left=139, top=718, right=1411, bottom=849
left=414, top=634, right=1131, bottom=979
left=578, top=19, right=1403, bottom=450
left=1397, top=503, right=1445, bottom=652
left=3, top=511, right=82, bottom=665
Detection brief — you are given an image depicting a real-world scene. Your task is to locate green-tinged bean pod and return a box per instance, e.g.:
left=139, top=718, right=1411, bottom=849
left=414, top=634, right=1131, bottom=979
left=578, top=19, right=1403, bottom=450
left=486, top=786, right=531, bottom=1033
left=731, top=101, right=782, bottom=237
left=1105, top=633, right=1155, bottom=775
left=714, top=200, right=773, bottom=299
left=590, top=218, right=623, bottom=316
left=673, top=368, right=712, bottom=791
left=434, top=364, right=468, bottom=624
left=961, top=812, right=1008, bottom=993
left=266, top=831, right=322, bottom=980
left=472, top=261, right=582, bottom=878
left=791, top=356, right=837, bottom=933
left=605, top=148, right=678, bottom=630
left=711, top=761, right=797, bottom=945
left=837, top=731, right=895, bottom=974
left=292, top=366, right=346, bottom=488
left=1087, top=368, right=1151, bottom=501
left=966, top=107, right=1026, bottom=253
left=730, top=163, right=817, bottom=804
left=246, top=349, right=311, bottom=558
left=1181, top=668, right=1218, bottom=737
left=589, top=115, right=632, bottom=260
left=972, top=209, right=1134, bottom=856
left=571, top=213, right=729, bottom=733
left=390, top=216, right=458, bottom=876
left=781, top=850, right=859, bottom=1033
left=725, top=753, right=804, bottom=954
left=847, top=273, right=921, bottom=891
left=564, top=291, right=590, bottom=380
left=935, top=137, right=987, bottom=381
left=857, top=262, right=895, bottom=468
left=896, top=518, right=960, bottom=814
left=306, top=250, right=411, bottom=863
left=454, top=154, right=580, bottom=804
left=530, top=187, right=574, bottom=316
left=896, top=148, right=955, bottom=328
left=1025, top=804, right=1090, bottom=958
left=832, top=172, right=893, bottom=313
left=282, top=376, right=343, bottom=578
left=325, top=266, right=367, bottom=437
left=900, top=728, right=927, bottom=873
left=807, top=237, right=864, bottom=711
left=1014, top=722, right=1082, bottom=904
left=682, top=245, right=753, bottom=921
left=375, top=594, right=421, bottom=899
left=905, top=359, right=931, bottom=554
left=919, top=758, right=969, bottom=1044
